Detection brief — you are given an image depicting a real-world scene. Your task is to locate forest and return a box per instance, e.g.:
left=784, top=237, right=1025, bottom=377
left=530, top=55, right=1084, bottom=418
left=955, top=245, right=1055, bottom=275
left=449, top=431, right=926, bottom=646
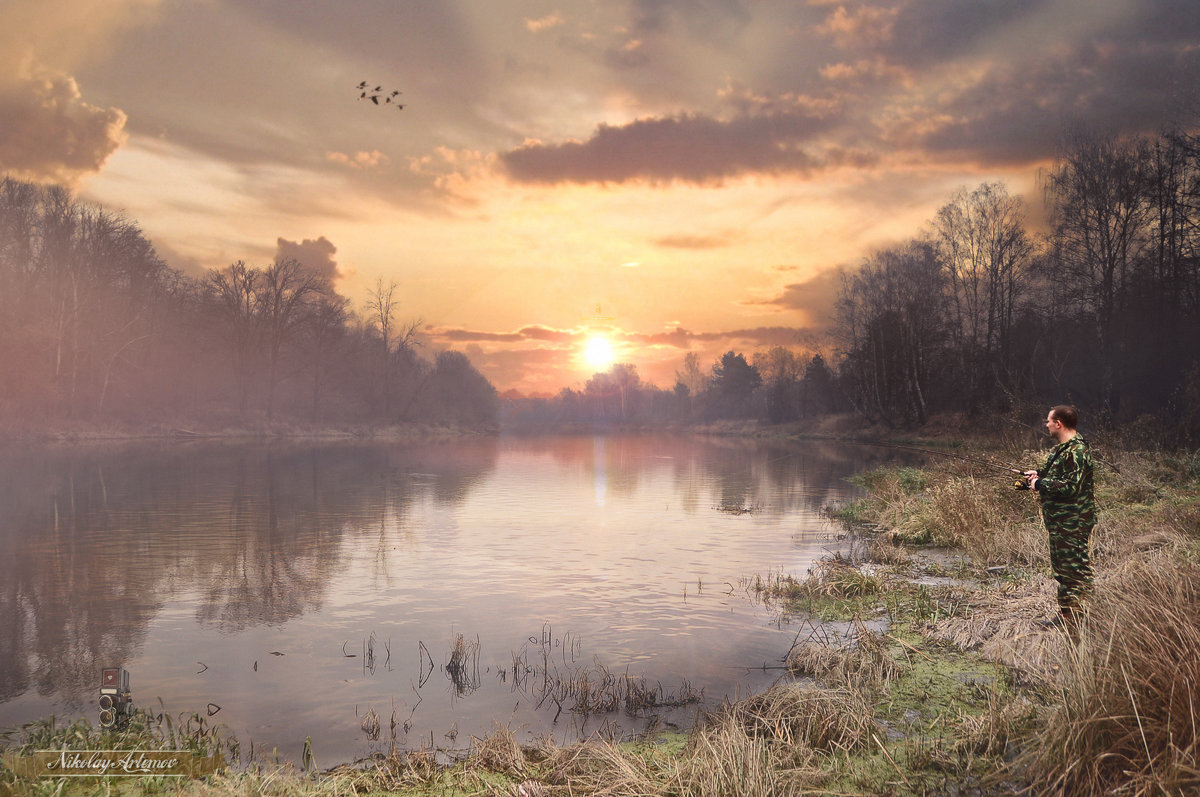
left=0, top=180, right=499, bottom=431
left=2, top=126, right=1199, bottom=439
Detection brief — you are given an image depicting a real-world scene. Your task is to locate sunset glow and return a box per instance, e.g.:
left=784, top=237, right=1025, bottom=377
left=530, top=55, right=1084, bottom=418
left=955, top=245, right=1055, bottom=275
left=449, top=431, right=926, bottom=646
left=584, top=336, right=616, bottom=372
left=0, top=0, right=1193, bottom=395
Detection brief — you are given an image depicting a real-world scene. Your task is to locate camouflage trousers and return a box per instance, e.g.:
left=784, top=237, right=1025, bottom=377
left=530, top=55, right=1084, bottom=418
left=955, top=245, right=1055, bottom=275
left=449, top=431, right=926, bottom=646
left=1047, top=522, right=1094, bottom=610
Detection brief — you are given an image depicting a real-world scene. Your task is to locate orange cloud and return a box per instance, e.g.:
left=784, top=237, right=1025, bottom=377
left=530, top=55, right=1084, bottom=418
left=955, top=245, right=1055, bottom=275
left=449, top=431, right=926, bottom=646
left=0, top=65, right=127, bottom=186
left=817, top=4, right=898, bottom=50
left=525, top=11, right=565, bottom=32
left=326, top=150, right=391, bottom=169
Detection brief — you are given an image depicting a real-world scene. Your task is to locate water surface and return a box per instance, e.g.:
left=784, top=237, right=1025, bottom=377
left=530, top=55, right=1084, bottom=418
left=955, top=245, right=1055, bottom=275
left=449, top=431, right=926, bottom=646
left=0, top=433, right=887, bottom=764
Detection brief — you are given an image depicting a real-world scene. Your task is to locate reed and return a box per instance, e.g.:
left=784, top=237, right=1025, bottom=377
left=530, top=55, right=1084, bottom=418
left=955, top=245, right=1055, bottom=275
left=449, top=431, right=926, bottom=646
left=446, top=633, right=481, bottom=696
left=787, top=623, right=902, bottom=693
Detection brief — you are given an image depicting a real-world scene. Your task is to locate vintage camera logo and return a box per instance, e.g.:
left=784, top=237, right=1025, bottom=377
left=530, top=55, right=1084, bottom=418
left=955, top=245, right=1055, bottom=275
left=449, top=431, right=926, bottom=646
left=98, top=666, right=133, bottom=728
left=3, top=667, right=224, bottom=779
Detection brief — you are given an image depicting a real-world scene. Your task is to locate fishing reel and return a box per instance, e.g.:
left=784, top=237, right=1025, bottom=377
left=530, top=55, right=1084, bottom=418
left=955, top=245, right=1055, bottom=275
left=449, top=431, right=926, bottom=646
left=1013, top=471, right=1037, bottom=491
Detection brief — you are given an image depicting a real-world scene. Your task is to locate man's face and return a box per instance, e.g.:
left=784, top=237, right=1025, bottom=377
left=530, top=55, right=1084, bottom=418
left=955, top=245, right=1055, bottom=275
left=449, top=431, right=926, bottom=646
left=1045, top=411, right=1063, bottom=440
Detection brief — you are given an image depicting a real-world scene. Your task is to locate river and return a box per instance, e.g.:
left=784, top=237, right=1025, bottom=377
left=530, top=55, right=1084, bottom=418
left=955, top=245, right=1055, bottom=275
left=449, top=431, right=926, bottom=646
left=0, top=433, right=900, bottom=765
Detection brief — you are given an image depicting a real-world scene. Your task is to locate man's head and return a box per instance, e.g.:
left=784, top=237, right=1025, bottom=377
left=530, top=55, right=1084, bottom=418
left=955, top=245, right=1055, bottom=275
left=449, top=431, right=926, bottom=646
left=1045, top=405, right=1078, bottom=442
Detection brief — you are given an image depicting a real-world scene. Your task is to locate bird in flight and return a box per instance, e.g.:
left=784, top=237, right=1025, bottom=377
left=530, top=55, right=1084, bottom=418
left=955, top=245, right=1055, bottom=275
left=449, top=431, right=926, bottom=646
left=357, top=81, right=405, bottom=109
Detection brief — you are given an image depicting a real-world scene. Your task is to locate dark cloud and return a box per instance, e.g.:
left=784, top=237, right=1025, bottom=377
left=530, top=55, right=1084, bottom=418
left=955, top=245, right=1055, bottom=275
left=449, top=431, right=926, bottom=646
left=755, top=268, right=843, bottom=329
left=275, top=236, right=340, bottom=285
left=430, top=325, right=575, bottom=344
left=500, top=110, right=845, bottom=185
left=875, top=0, right=1048, bottom=67
left=815, top=0, right=1200, bottom=167
left=631, top=325, right=825, bottom=349
left=430, top=323, right=823, bottom=350
left=879, top=0, right=1200, bottom=71
left=627, top=0, right=751, bottom=39
left=604, top=0, right=754, bottom=73
left=653, top=230, right=742, bottom=249
left=894, top=40, right=1200, bottom=166
left=0, top=69, right=127, bottom=186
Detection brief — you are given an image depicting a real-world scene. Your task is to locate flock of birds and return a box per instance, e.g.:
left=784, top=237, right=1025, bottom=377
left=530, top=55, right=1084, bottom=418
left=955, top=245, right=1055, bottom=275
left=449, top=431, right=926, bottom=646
left=357, top=81, right=405, bottom=109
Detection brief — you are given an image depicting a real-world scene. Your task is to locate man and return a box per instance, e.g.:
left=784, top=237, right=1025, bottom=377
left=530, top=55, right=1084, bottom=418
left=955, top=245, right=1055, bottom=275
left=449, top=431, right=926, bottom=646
left=1024, top=405, right=1096, bottom=629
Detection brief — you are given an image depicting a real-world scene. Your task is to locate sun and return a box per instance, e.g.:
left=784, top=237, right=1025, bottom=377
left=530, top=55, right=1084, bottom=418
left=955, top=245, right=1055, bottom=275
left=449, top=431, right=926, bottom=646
left=584, top=336, right=615, bottom=371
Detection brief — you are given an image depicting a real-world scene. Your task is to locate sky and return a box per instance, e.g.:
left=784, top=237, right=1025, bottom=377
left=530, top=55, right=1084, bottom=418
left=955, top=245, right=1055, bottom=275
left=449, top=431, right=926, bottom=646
left=2, top=0, right=1198, bottom=395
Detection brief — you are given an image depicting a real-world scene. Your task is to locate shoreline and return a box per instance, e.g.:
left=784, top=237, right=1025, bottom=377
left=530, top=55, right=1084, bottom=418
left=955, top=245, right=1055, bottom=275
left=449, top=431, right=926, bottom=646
left=2, top=440, right=1196, bottom=795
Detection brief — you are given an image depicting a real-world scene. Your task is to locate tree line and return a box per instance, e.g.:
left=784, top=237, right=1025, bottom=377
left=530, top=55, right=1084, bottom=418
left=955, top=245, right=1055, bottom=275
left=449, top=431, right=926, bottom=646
left=501, top=349, right=843, bottom=429
left=0, top=178, right=498, bottom=430
left=837, top=127, right=1200, bottom=439
left=509, top=126, right=1200, bottom=439
left=5, top=124, right=1198, bottom=438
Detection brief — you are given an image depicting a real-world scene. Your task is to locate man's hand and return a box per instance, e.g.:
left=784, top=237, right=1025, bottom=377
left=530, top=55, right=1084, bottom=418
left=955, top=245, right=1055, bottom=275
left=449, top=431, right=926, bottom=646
left=1024, top=470, right=1039, bottom=490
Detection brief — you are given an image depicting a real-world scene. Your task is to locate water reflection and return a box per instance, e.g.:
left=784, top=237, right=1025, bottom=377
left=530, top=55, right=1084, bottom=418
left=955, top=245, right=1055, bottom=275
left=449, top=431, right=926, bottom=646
left=0, top=440, right=498, bottom=707
left=0, top=434, right=885, bottom=765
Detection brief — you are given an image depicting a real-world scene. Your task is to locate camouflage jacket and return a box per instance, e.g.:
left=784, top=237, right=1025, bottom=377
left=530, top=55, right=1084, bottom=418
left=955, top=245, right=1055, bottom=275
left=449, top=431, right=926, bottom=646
left=1035, top=434, right=1096, bottom=528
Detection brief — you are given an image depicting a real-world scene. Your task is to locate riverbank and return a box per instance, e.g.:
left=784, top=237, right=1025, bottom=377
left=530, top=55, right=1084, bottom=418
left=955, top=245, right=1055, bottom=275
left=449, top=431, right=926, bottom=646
left=2, top=443, right=1196, bottom=795
left=0, top=419, right=499, bottom=444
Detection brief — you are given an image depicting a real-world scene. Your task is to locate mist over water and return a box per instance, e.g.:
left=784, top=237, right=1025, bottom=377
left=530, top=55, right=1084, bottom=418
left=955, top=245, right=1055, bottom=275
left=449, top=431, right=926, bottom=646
left=0, top=434, right=889, bottom=765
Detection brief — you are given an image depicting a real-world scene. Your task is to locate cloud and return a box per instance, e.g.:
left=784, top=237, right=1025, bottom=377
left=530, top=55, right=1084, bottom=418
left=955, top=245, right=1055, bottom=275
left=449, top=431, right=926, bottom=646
left=0, top=65, right=127, bottom=186
left=525, top=11, right=565, bottom=32
left=426, top=321, right=832, bottom=393
left=817, top=4, right=899, bottom=50
left=653, top=230, right=743, bottom=249
left=819, top=57, right=908, bottom=87
left=427, top=321, right=820, bottom=352
left=625, top=0, right=752, bottom=42
left=274, top=236, right=341, bottom=285
left=630, top=325, right=826, bottom=349
left=326, top=150, right=390, bottom=170
left=431, top=325, right=575, bottom=344
left=754, top=267, right=844, bottom=329
left=499, top=110, right=848, bottom=185
left=886, top=39, right=1200, bottom=166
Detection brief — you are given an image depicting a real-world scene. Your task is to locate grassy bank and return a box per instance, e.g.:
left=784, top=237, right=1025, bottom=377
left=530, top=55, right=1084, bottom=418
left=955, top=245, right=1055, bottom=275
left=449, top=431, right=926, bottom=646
left=3, top=445, right=1198, bottom=795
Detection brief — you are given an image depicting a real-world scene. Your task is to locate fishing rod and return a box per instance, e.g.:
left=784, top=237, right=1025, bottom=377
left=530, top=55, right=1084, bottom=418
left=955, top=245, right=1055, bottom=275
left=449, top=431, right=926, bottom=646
left=849, top=440, right=1033, bottom=488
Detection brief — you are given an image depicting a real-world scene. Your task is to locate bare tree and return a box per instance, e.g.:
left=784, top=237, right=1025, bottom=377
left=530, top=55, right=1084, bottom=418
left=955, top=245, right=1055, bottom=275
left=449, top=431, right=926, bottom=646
left=836, top=240, right=947, bottom=426
left=1043, top=134, right=1152, bottom=410
left=257, top=258, right=326, bottom=420
left=206, top=261, right=261, bottom=412
left=301, top=295, right=350, bottom=421
left=933, top=182, right=1032, bottom=406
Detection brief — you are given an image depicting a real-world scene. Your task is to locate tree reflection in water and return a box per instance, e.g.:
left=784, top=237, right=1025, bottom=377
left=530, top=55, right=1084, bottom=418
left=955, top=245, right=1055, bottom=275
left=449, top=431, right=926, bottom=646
left=0, top=434, right=879, bottom=765
left=0, top=439, right=498, bottom=708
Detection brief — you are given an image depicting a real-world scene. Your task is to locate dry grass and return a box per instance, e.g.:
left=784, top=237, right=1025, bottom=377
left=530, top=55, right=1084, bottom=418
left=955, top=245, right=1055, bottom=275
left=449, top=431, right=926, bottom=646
left=509, top=682, right=876, bottom=797
left=894, top=475, right=1046, bottom=565
left=471, top=724, right=535, bottom=780
left=864, top=537, right=913, bottom=567
left=1020, top=554, right=1200, bottom=796
left=754, top=553, right=887, bottom=604
left=787, top=624, right=903, bottom=693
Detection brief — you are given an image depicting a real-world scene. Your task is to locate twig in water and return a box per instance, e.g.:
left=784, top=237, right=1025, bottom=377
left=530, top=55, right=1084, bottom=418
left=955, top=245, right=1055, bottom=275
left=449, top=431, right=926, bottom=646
left=872, top=732, right=909, bottom=785
left=196, top=662, right=208, bottom=674
left=886, top=634, right=933, bottom=662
